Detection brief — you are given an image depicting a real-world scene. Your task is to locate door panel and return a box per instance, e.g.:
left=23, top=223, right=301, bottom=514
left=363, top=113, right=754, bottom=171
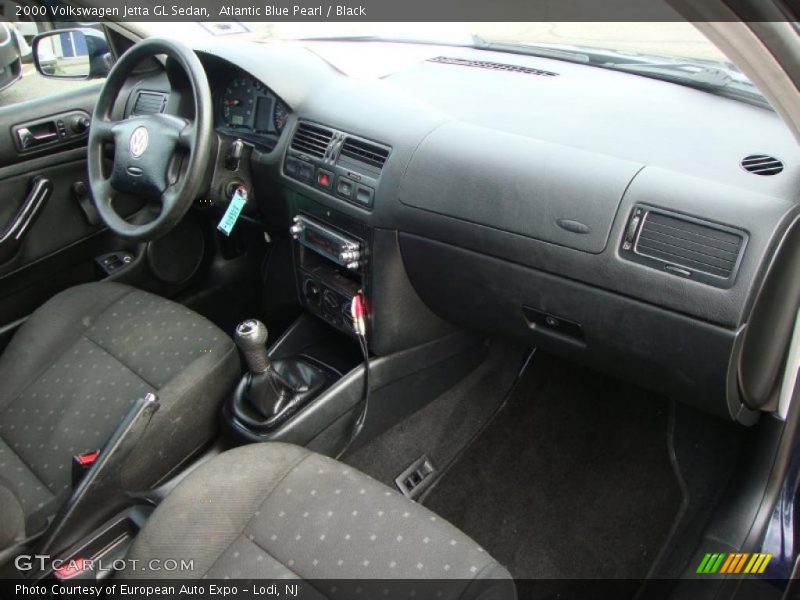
left=0, top=157, right=100, bottom=273
left=0, top=84, right=127, bottom=330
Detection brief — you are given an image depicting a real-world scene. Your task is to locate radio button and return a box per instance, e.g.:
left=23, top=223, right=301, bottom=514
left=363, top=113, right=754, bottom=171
left=336, top=177, right=355, bottom=200
left=355, top=184, right=374, bottom=207
left=284, top=158, right=299, bottom=177
left=298, top=162, right=314, bottom=182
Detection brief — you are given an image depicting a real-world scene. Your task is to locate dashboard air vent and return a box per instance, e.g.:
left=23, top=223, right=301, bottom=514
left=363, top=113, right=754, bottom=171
left=428, top=56, right=558, bottom=77
left=290, top=122, right=334, bottom=158
left=339, top=137, right=390, bottom=171
left=741, top=154, right=784, bottom=176
left=636, top=211, right=744, bottom=279
left=132, top=91, right=167, bottom=115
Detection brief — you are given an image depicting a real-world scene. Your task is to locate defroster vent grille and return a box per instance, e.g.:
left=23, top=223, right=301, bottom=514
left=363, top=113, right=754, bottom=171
left=428, top=56, right=558, bottom=77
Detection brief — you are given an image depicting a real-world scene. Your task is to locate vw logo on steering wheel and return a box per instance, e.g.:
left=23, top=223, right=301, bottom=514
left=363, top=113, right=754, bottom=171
left=129, top=126, right=149, bottom=158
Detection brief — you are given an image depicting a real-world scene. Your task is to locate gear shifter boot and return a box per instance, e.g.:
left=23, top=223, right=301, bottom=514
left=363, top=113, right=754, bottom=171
left=232, top=358, right=331, bottom=431
left=247, top=359, right=326, bottom=419
left=228, top=319, right=333, bottom=435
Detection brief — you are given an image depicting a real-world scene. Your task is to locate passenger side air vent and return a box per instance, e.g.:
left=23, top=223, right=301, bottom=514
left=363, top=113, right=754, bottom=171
left=290, top=122, right=334, bottom=158
left=620, top=206, right=746, bottom=288
left=741, top=154, right=784, bottom=176
left=132, top=91, right=167, bottom=115
left=428, top=56, right=558, bottom=77
left=339, top=137, right=390, bottom=171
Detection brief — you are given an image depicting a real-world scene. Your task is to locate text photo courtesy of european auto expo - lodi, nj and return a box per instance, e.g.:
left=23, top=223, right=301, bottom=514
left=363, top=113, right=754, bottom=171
left=1, top=0, right=800, bottom=599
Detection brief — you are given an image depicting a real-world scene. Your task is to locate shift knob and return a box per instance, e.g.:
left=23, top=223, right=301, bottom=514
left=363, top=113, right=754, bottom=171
left=234, top=319, right=270, bottom=374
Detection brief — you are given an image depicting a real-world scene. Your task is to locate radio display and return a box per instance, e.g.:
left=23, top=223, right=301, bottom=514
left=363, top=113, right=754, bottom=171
left=298, top=218, right=361, bottom=267
left=305, top=228, right=339, bottom=258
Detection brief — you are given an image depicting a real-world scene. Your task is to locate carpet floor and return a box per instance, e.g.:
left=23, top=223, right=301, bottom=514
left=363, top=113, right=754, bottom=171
left=423, top=350, right=683, bottom=581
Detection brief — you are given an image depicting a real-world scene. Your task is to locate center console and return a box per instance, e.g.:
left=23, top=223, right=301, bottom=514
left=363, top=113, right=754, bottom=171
left=290, top=213, right=368, bottom=338
left=280, top=121, right=383, bottom=341
left=223, top=199, right=371, bottom=444
left=222, top=119, right=482, bottom=454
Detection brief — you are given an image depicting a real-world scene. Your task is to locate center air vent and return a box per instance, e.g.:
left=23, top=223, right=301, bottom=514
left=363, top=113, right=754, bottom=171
left=428, top=56, right=558, bottom=77
left=290, top=122, right=334, bottom=158
left=339, top=137, right=390, bottom=171
left=741, top=154, right=784, bottom=176
left=132, top=91, right=167, bottom=115
left=621, top=206, right=746, bottom=288
left=284, top=124, right=388, bottom=211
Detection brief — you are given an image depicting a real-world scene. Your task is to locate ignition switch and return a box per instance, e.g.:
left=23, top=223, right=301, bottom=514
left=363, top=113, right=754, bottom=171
left=225, top=180, right=246, bottom=200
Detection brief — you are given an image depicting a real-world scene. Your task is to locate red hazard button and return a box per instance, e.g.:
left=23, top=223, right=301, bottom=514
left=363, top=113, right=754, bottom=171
left=317, top=169, right=334, bottom=189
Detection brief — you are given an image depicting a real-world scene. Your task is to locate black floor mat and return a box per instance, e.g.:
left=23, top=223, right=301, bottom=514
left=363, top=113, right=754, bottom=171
left=346, top=341, right=527, bottom=487
left=423, top=351, right=683, bottom=580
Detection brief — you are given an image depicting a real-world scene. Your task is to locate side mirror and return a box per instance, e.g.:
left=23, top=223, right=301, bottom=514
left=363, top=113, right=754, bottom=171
left=32, top=28, right=111, bottom=80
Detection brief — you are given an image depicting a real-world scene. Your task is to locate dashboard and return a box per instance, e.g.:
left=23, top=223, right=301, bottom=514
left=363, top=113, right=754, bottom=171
left=166, top=40, right=800, bottom=424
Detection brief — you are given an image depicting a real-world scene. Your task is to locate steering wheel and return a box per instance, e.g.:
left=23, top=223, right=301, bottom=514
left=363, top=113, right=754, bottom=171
left=87, top=38, right=213, bottom=241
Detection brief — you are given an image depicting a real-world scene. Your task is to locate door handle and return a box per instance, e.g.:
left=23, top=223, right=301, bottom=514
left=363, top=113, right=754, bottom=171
left=0, top=176, right=52, bottom=264
left=17, top=126, right=59, bottom=150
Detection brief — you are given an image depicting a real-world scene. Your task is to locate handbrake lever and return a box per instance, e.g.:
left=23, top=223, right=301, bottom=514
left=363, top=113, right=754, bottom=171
left=36, top=393, right=160, bottom=556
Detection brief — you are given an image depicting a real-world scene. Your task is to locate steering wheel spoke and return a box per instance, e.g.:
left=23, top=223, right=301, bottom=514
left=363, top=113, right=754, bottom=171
left=160, top=187, right=180, bottom=212
left=94, top=176, right=117, bottom=208
left=177, top=120, right=196, bottom=149
left=90, top=118, right=117, bottom=143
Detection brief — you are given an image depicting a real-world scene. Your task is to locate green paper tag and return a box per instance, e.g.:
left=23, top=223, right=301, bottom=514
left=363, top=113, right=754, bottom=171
left=217, top=188, right=247, bottom=236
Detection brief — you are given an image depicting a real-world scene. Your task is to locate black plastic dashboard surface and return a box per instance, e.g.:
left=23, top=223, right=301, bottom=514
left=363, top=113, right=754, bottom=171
left=399, top=120, right=643, bottom=254
left=180, top=39, right=800, bottom=420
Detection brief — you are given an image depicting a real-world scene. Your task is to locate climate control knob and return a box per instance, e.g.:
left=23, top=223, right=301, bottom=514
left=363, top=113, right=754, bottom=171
left=303, top=279, right=321, bottom=307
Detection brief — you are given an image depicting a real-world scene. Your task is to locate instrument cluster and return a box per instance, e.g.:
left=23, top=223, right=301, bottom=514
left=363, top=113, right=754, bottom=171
left=217, top=72, right=290, bottom=144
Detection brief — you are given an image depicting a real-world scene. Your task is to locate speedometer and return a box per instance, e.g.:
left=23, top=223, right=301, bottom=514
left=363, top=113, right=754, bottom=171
left=222, top=76, right=262, bottom=129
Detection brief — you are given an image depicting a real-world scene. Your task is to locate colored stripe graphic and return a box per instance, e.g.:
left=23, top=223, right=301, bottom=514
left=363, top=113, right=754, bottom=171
left=701, top=552, right=774, bottom=575
left=711, top=554, right=726, bottom=573
left=744, top=554, right=760, bottom=574
left=696, top=554, right=713, bottom=573
left=697, top=553, right=726, bottom=574
left=725, top=553, right=740, bottom=574
left=757, top=554, right=772, bottom=574
left=720, top=554, right=736, bottom=573
left=734, top=553, right=749, bottom=573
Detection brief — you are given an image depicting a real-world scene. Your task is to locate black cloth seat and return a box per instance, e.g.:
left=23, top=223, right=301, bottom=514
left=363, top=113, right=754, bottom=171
left=120, top=443, right=514, bottom=598
left=0, top=282, right=239, bottom=551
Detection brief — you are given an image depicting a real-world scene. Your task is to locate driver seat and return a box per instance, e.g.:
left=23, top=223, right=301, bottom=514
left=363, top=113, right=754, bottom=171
left=0, top=282, right=239, bottom=553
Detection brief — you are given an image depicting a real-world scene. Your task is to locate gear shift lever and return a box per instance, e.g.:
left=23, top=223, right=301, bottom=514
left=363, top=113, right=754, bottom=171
left=231, top=319, right=329, bottom=430
left=234, top=319, right=270, bottom=374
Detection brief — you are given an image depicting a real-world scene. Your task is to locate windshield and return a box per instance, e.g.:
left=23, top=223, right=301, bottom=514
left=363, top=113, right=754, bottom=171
left=133, top=21, right=765, bottom=106
left=135, top=22, right=723, bottom=59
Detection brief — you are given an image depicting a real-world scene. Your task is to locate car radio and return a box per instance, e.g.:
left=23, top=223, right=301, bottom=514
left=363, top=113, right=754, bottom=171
left=290, top=215, right=363, bottom=271
left=290, top=214, right=365, bottom=336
